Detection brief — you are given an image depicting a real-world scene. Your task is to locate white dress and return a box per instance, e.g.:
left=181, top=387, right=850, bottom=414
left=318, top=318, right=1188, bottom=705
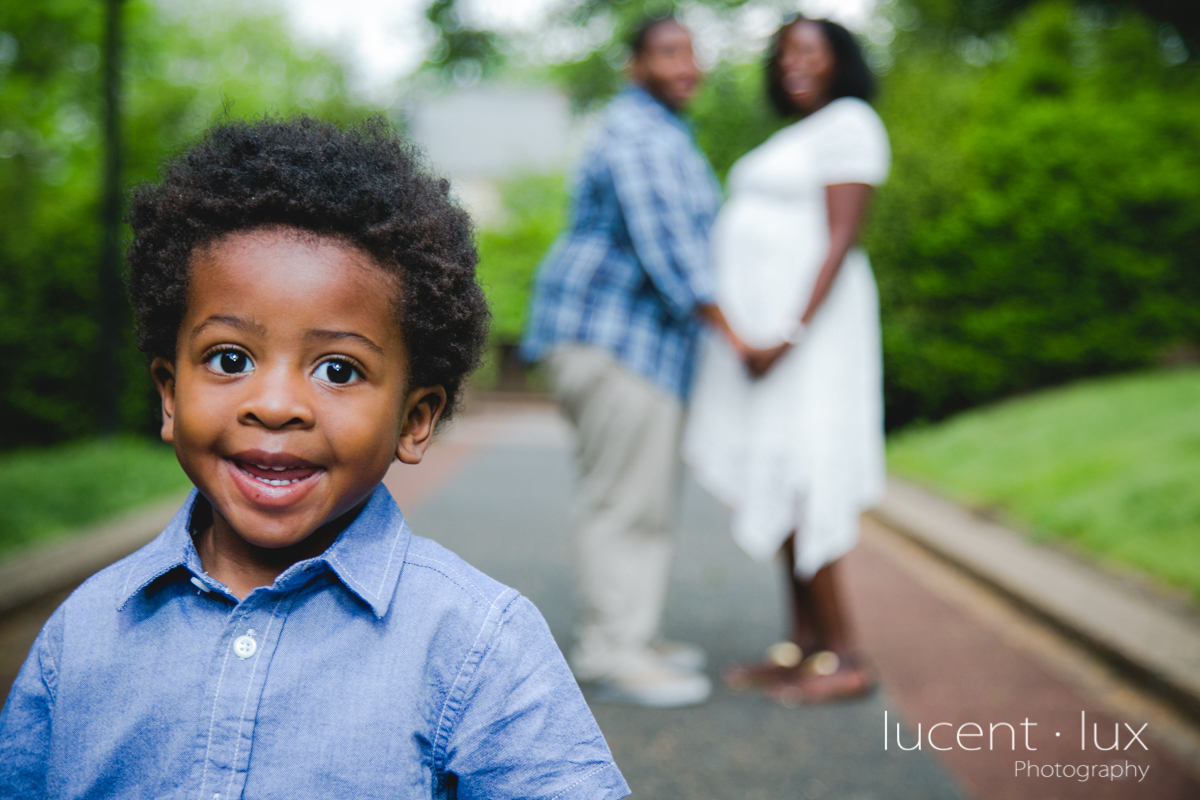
left=684, top=98, right=891, bottom=578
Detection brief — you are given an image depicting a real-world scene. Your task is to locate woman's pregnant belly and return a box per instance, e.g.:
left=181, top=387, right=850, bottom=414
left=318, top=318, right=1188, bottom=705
left=711, top=198, right=827, bottom=346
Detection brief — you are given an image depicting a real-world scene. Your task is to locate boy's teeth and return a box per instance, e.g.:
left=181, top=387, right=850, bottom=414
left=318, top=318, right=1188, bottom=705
left=252, top=475, right=302, bottom=486
left=237, top=461, right=314, bottom=486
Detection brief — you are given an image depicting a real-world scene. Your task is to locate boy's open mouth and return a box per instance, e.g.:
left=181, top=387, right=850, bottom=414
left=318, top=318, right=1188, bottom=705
left=224, top=453, right=326, bottom=509
left=232, top=459, right=323, bottom=486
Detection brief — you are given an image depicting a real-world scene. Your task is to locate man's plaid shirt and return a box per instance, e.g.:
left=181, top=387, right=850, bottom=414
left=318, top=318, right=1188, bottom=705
left=521, top=86, right=721, bottom=400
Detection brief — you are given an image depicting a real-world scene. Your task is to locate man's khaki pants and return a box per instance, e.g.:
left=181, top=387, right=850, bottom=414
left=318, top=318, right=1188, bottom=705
left=546, top=345, right=684, bottom=680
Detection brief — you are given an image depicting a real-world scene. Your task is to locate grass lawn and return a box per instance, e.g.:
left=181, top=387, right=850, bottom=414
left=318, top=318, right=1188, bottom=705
left=887, top=368, right=1200, bottom=602
left=0, top=438, right=190, bottom=560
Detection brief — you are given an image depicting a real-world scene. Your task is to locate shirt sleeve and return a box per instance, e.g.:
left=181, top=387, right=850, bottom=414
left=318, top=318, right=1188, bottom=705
left=442, top=595, right=630, bottom=800
left=0, top=611, right=60, bottom=796
left=607, top=134, right=717, bottom=320
left=816, top=100, right=891, bottom=187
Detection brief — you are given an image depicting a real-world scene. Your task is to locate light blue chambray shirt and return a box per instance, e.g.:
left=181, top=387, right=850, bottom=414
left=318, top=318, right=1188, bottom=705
left=0, top=485, right=629, bottom=800
left=521, top=86, right=722, bottom=399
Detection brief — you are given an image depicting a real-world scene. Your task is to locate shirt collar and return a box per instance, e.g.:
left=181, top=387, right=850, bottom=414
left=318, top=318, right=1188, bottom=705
left=116, top=484, right=412, bottom=619
left=623, top=84, right=691, bottom=134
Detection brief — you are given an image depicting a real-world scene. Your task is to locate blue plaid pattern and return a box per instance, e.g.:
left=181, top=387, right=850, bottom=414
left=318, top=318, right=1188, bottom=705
left=521, top=87, right=721, bottom=399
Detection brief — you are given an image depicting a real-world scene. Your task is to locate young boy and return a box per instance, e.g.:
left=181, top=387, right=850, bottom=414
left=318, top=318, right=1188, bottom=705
left=0, top=116, right=630, bottom=800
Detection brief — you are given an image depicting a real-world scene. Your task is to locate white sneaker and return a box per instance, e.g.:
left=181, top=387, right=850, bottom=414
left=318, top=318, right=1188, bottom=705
left=650, top=639, right=707, bottom=672
left=590, top=654, right=712, bottom=708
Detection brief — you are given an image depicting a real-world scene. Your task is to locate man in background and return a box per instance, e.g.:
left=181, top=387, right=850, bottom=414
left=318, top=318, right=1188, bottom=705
left=523, top=17, right=746, bottom=708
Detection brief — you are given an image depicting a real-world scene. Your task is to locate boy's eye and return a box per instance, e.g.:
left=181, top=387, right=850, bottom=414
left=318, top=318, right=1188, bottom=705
left=314, top=359, right=360, bottom=385
left=207, top=351, right=254, bottom=375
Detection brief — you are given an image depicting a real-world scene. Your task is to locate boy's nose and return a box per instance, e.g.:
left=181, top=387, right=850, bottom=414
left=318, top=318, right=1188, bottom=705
left=238, top=368, right=315, bottom=430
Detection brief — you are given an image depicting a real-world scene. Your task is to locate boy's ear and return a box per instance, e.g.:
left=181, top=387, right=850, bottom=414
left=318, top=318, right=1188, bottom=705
left=151, top=357, right=177, bottom=444
left=396, top=386, right=448, bottom=465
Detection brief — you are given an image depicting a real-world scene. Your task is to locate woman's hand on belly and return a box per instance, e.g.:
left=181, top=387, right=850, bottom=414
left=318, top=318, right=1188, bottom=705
left=744, top=341, right=792, bottom=378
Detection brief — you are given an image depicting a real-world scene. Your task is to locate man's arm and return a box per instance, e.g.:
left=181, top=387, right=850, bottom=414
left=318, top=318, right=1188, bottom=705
left=696, top=303, right=750, bottom=359
left=607, top=136, right=710, bottom=319
left=607, top=137, right=746, bottom=352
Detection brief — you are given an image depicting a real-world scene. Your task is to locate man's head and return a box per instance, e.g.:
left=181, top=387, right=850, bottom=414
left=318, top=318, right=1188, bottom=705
left=126, top=116, right=490, bottom=551
left=628, top=17, right=700, bottom=111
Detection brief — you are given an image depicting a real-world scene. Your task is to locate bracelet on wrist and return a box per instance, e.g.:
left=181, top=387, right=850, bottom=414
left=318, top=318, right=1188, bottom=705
left=782, top=320, right=808, bottom=347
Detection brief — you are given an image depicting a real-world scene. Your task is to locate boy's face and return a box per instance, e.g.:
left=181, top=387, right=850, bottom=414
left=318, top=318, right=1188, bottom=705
left=152, top=227, right=444, bottom=554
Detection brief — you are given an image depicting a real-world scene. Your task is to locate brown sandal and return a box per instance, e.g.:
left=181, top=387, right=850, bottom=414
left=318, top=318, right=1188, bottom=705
left=767, top=651, right=875, bottom=707
left=721, top=641, right=804, bottom=691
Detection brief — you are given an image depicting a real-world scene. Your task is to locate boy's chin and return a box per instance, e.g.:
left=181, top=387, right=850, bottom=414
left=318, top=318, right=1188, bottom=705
left=212, top=503, right=339, bottom=554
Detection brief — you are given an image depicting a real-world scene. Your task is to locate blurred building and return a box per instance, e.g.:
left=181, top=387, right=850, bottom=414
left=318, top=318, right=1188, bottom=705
left=406, top=84, right=584, bottom=226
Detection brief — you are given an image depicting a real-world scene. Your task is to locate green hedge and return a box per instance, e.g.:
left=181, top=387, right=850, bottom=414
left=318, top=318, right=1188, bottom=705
left=868, top=2, right=1200, bottom=427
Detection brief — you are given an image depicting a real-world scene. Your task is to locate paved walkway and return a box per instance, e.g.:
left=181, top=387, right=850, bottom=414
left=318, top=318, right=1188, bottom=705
left=4, top=403, right=1200, bottom=798
left=391, top=404, right=1200, bottom=799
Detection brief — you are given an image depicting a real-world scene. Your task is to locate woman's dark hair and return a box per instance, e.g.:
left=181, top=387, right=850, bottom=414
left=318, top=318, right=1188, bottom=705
left=126, top=115, right=490, bottom=420
left=766, top=17, right=876, bottom=117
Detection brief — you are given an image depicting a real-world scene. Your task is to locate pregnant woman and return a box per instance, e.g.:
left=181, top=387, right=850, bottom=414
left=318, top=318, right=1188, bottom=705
left=683, top=17, right=890, bottom=704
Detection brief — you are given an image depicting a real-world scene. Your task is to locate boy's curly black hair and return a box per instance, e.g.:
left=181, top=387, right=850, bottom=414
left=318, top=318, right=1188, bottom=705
left=126, top=115, right=489, bottom=420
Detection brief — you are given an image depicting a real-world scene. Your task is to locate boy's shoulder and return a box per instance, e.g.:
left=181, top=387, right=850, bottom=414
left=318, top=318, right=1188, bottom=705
left=42, top=496, right=200, bottom=624
left=395, top=531, right=522, bottom=617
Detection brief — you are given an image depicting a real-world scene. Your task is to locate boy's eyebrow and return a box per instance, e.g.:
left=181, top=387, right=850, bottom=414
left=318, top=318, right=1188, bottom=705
left=190, top=315, right=267, bottom=340
left=305, top=329, right=385, bottom=356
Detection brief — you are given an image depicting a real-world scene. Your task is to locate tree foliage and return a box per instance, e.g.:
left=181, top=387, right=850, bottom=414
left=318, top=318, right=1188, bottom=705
left=424, top=0, right=504, bottom=85
left=869, top=1, right=1200, bottom=427
left=690, top=59, right=785, bottom=181
left=476, top=175, right=569, bottom=343
left=7, top=0, right=1199, bottom=447
left=904, top=0, right=1198, bottom=47
left=456, top=0, right=1200, bottom=431
left=0, top=0, right=368, bottom=447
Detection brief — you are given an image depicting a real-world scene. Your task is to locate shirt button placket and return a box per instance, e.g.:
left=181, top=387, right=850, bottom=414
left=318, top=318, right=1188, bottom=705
left=195, top=595, right=287, bottom=800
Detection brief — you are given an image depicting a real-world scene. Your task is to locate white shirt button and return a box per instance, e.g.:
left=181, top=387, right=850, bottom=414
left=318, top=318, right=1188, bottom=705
left=233, top=635, right=258, bottom=659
